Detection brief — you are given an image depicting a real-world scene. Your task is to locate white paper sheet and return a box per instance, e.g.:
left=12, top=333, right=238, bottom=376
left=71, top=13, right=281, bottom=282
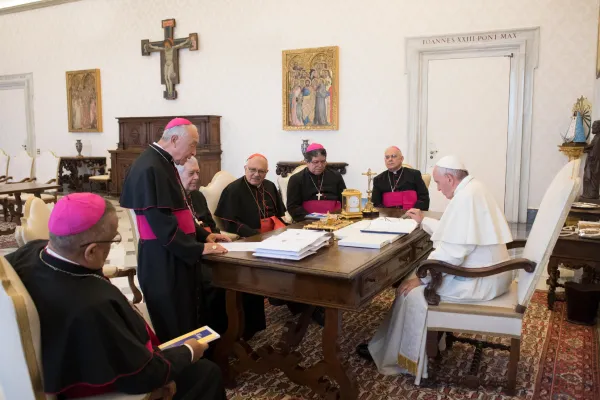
left=220, top=242, right=260, bottom=252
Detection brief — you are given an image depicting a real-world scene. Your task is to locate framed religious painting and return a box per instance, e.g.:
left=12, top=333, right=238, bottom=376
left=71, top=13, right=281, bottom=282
left=282, top=46, right=339, bottom=131
left=66, top=69, right=103, bottom=132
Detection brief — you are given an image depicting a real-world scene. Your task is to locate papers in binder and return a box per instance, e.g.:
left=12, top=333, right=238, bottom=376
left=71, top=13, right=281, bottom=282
left=158, top=326, right=220, bottom=350
left=360, top=217, right=418, bottom=234
left=252, top=229, right=330, bottom=260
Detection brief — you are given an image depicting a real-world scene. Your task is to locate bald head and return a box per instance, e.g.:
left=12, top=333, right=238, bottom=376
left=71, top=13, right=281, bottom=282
left=245, top=155, right=268, bottom=186
left=384, top=146, right=404, bottom=171
left=177, top=156, right=201, bottom=192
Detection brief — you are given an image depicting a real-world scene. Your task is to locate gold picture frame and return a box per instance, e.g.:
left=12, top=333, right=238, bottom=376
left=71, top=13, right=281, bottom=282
left=66, top=68, right=103, bottom=132
left=597, top=9, right=600, bottom=79
left=282, top=46, right=339, bottom=131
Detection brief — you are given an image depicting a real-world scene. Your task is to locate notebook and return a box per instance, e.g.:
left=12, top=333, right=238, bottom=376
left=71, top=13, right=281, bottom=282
left=158, top=326, right=220, bottom=350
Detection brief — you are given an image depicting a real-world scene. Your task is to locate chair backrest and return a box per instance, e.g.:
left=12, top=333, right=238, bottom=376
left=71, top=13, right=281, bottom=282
left=15, top=197, right=51, bottom=248
left=199, top=171, right=237, bottom=231
left=402, top=163, right=431, bottom=188
left=0, top=256, right=45, bottom=400
left=34, top=152, right=59, bottom=184
left=0, top=149, right=9, bottom=177
left=277, top=165, right=307, bottom=223
left=127, top=209, right=139, bottom=253
left=518, top=160, right=581, bottom=306
left=7, top=150, right=34, bottom=182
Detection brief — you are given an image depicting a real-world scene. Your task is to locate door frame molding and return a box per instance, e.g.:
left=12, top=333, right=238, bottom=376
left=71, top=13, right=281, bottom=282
left=405, top=27, right=539, bottom=222
left=0, top=73, right=37, bottom=173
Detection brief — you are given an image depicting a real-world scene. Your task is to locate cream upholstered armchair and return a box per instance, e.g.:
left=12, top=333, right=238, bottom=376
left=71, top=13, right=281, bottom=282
left=1, top=149, right=34, bottom=221
left=0, top=256, right=167, bottom=400
left=0, top=148, right=8, bottom=181
left=414, top=160, right=581, bottom=395
left=402, top=163, right=431, bottom=188
left=277, top=164, right=307, bottom=223
left=14, top=197, right=143, bottom=305
left=7, top=151, right=60, bottom=207
left=199, top=170, right=239, bottom=241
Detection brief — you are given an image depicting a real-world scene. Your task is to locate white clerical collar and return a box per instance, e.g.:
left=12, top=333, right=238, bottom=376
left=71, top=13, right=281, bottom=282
left=453, top=175, right=473, bottom=196
left=46, top=247, right=80, bottom=266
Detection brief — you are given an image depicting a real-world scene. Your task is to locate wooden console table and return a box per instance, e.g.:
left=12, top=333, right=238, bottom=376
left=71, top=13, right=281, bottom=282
left=58, top=156, right=107, bottom=192
left=275, top=161, right=348, bottom=177
left=204, top=209, right=433, bottom=399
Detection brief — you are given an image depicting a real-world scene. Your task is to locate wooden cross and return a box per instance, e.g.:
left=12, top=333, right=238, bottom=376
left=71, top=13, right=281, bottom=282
left=141, top=19, right=198, bottom=100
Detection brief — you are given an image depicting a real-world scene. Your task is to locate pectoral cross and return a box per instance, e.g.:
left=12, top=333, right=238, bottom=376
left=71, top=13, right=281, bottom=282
left=141, top=19, right=199, bottom=100
left=316, top=192, right=323, bottom=200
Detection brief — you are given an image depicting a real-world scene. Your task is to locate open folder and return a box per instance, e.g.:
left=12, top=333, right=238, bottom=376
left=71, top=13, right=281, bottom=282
left=360, top=217, right=418, bottom=235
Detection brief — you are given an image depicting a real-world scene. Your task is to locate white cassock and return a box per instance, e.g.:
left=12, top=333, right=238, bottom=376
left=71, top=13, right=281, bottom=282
left=368, top=175, right=514, bottom=379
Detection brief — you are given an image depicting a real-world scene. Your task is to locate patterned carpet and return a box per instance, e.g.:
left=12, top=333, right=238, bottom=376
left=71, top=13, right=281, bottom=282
left=227, top=291, right=600, bottom=400
left=0, top=220, right=17, bottom=249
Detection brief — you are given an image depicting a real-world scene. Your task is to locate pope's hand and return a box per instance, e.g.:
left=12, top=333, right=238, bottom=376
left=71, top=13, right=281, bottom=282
left=396, top=277, right=423, bottom=297
left=404, top=208, right=424, bottom=223
left=206, top=233, right=232, bottom=243
left=202, top=243, right=228, bottom=255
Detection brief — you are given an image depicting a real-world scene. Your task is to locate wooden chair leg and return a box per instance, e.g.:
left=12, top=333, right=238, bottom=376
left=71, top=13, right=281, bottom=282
left=506, top=338, right=520, bottom=396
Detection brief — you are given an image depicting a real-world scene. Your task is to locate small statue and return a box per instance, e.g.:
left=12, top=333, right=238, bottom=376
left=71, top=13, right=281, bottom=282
left=582, top=120, right=600, bottom=199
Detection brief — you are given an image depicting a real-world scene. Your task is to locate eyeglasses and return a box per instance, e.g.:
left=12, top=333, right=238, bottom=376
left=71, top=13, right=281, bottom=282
left=385, top=154, right=401, bottom=160
left=80, top=232, right=122, bottom=248
left=247, top=168, right=267, bottom=175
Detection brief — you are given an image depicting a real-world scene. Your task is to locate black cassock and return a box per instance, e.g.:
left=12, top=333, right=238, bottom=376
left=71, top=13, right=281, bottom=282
left=215, top=177, right=287, bottom=337
left=120, top=144, right=217, bottom=342
left=188, top=191, right=220, bottom=233
left=371, top=167, right=430, bottom=210
left=6, top=240, right=225, bottom=400
left=286, top=167, right=346, bottom=221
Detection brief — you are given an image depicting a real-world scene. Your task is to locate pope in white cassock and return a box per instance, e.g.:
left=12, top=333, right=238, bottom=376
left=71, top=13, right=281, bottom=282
left=357, top=155, right=514, bottom=378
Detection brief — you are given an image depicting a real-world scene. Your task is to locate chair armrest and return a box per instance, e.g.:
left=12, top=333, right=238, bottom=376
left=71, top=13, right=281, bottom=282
left=45, top=178, right=56, bottom=184
left=103, top=266, right=143, bottom=304
left=7, top=177, right=32, bottom=184
left=416, top=258, right=536, bottom=306
left=506, top=239, right=526, bottom=249
left=221, top=231, right=240, bottom=241
left=0, top=176, right=7, bottom=183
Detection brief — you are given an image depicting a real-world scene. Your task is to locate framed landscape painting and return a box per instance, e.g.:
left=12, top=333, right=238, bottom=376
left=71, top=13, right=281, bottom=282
left=283, top=46, right=339, bottom=131
left=66, top=69, right=102, bottom=132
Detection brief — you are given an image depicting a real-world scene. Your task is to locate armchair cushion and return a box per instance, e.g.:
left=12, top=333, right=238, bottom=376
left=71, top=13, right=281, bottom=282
left=199, top=171, right=236, bottom=233
left=277, top=164, right=306, bottom=223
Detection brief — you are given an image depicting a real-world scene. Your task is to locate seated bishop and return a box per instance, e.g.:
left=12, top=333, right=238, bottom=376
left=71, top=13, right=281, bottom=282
left=371, top=146, right=430, bottom=210
left=177, top=157, right=220, bottom=233
left=5, top=193, right=225, bottom=400
left=356, top=155, right=513, bottom=378
left=286, top=143, right=347, bottom=221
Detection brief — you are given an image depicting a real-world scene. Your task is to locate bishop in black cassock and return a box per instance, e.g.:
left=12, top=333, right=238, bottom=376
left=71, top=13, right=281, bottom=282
left=215, top=153, right=287, bottom=338
left=120, top=118, right=230, bottom=343
left=371, top=146, right=430, bottom=210
left=286, top=143, right=346, bottom=221
left=6, top=193, right=225, bottom=400
left=177, top=157, right=220, bottom=233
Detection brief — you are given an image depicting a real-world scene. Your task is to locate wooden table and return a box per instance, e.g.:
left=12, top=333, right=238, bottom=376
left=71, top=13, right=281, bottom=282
left=0, top=182, right=61, bottom=231
left=204, top=209, right=433, bottom=399
left=58, top=156, right=106, bottom=192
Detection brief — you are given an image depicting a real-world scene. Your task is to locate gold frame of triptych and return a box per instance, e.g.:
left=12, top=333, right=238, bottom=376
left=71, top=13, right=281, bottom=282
left=282, top=46, right=339, bottom=131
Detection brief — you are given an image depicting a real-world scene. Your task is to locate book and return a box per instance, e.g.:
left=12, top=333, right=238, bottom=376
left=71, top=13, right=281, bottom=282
left=158, top=326, right=220, bottom=350
left=360, top=218, right=418, bottom=235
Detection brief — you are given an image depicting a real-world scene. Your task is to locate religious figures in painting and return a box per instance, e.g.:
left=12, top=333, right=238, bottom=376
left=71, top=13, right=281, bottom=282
left=66, top=69, right=102, bottom=132
left=283, top=46, right=338, bottom=130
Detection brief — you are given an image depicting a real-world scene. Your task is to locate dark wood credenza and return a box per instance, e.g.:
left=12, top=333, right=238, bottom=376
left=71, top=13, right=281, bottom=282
left=109, top=115, right=221, bottom=196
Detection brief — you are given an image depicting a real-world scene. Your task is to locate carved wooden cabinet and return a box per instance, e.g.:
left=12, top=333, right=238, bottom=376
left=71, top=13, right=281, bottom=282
left=109, top=115, right=221, bottom=195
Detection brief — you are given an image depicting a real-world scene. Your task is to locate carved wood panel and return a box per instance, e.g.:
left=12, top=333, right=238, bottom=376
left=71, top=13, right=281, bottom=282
left=122, top=122, right=146, bottom=148
left=148, top=119, right=172, bottom=143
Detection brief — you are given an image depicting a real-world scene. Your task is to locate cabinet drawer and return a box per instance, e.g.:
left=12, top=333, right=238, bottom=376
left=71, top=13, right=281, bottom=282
left=359, top=248, right=413, bottom=297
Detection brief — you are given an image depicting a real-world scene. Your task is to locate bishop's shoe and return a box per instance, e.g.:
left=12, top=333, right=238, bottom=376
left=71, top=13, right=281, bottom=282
left=355, top=343, right=373, bottom=362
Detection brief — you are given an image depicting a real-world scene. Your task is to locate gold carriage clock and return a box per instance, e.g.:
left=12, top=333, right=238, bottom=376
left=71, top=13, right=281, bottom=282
left=341, top=189, right=363, bottom=219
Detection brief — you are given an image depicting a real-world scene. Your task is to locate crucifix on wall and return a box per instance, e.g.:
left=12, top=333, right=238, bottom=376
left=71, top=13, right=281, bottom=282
left=141, top=18, right=198, bottom=100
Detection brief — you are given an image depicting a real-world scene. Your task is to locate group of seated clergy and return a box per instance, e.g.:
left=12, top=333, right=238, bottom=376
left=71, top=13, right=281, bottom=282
left=6, top=117, right=516, bottom=399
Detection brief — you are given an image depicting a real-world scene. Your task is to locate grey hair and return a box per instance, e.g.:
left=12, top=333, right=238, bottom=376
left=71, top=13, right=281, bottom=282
left=176, top=156, right=199, bottom=176
left=49, top=200, right=116, bottom=255
left=437, top=167, right=469, bottom=180
left=161, top=124, right=193, bottom=140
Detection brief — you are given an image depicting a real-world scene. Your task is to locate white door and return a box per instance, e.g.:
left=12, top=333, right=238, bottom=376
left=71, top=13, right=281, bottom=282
left=425, top=56, right=511, bottom=212
left=0, top=88, right=29, bottom=156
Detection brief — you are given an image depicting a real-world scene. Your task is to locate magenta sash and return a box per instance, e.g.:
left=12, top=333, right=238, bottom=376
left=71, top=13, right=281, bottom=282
left=303, top=200, right=341, bottom=214
left=382, top=190, right=417, bottom=209
left=137, top=209, right=196, bottom=240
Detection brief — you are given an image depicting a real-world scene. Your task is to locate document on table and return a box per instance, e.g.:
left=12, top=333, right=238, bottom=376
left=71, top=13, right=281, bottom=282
left=219, top=242, right=260, bottom=252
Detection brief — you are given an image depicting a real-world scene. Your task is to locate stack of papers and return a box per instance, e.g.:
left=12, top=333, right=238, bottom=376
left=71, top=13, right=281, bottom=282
left=360, top=217, right=418, bottom=234
left=253, top=229, right=331, bottom=260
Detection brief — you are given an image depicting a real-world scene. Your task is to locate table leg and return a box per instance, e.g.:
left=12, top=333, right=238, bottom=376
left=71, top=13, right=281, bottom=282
left=214, top=289, right=244, bottom=387
left=12, top=193, right=23, bottom=225
left=547, top=258, right=560, bottom=310
left=322, top=308, right=358, bottom=400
